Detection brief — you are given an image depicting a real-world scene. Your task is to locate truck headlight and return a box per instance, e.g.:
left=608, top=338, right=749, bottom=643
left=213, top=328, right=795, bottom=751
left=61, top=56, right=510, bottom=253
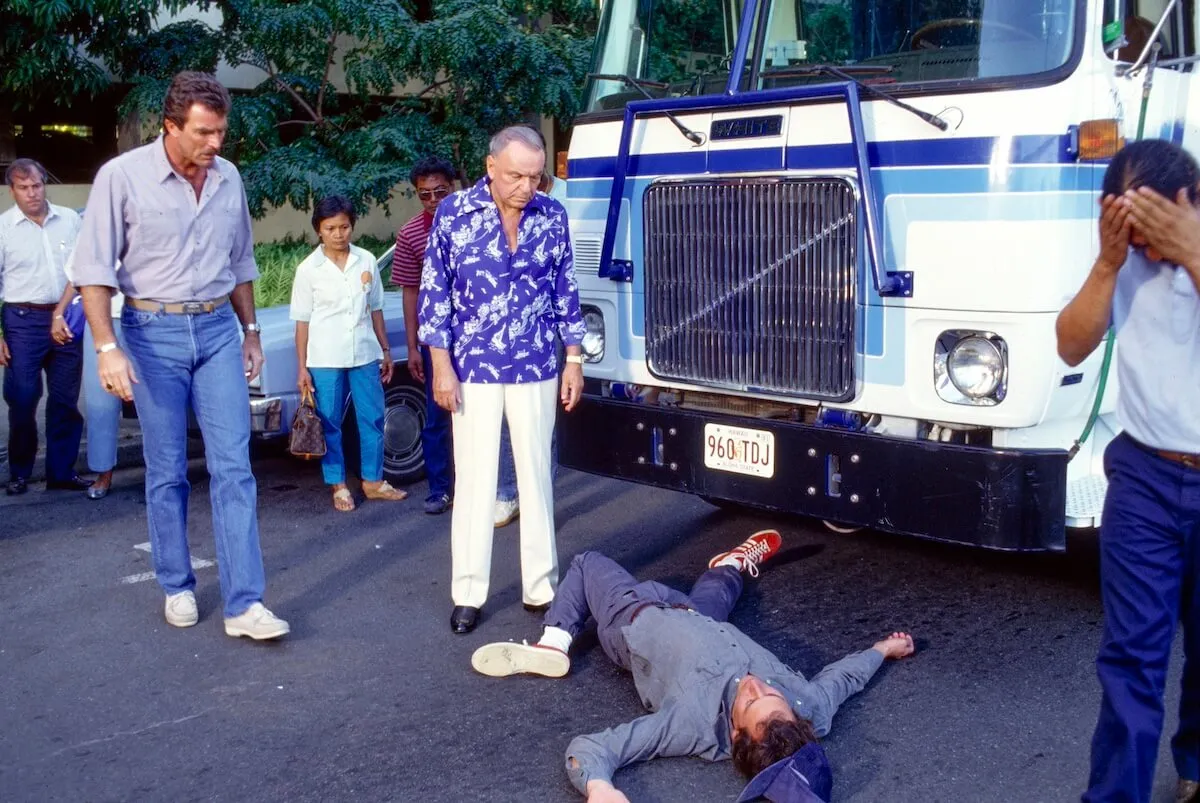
left=581, top=305, right=605, bottom=363
left=934, top=331, right=1007, bottom=406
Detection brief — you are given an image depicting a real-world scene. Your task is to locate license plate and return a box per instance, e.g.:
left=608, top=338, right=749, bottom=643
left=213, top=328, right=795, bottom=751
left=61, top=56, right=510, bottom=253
left=703, top=423, right=775, bottom=478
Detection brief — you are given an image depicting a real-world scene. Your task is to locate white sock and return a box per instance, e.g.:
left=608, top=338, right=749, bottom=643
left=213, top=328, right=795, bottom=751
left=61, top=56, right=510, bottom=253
left=715, top=555, right=743, bottom=571
left=537, top=626, right=572, bottom=653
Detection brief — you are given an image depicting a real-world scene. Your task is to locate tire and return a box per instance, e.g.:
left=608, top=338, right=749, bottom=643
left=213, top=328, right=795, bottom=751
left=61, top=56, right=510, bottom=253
left=340, top=374, right=428, bottom=486
left=380, top=377, right=427, bottom=485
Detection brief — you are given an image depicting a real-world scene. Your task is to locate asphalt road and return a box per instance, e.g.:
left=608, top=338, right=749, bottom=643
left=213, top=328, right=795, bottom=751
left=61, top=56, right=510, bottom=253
left=0, top=454, right=1188, bottom=803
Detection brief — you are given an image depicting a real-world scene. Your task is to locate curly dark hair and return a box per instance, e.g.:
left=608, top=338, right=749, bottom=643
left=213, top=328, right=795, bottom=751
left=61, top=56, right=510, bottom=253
left=409, top=156, right=457, bottom=187
left=1102, top=139, right=1200, bottom=204
left=731, top=714, right=819, bottom=780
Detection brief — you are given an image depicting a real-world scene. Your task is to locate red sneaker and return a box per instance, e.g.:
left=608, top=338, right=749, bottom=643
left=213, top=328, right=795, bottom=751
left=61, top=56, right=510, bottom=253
left=708, top=529, right=783, bottom=577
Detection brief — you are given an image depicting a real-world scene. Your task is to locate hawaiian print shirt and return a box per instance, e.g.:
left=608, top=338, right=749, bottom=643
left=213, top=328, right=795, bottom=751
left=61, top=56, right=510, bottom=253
left=417, top=177, right=586, bottom=384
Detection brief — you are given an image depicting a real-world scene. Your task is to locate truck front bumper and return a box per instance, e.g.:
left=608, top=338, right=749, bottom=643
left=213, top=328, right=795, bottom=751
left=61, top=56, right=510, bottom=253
left=558, top=395, right=1069, bottom=551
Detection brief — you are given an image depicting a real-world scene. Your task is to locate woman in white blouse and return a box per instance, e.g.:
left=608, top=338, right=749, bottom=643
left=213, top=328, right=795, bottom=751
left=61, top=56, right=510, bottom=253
left=289, top=196, right=407, bottom=511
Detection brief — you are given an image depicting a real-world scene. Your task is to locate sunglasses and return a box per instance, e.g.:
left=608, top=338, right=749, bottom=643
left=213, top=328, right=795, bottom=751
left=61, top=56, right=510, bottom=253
left=417, top=187, right=451, bottom=201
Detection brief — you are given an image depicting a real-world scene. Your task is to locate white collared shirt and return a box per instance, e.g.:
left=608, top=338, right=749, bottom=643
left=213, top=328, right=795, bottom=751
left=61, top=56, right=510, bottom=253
left=0, top=202, right=82, bottom=304
left=289, top=243, right=385, bottom=369
left=1112, top=249, right=1200, bottom=452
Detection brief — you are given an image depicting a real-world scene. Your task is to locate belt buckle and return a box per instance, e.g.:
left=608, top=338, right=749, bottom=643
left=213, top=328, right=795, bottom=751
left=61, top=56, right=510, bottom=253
left=1184, top=454, right=1200, bottom=470
left=180, top=301, right=208, bottom=314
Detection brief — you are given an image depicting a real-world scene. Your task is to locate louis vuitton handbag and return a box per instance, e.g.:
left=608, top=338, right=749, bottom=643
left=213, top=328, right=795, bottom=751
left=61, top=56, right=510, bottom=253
left=288, top=387, right=326, bottom=460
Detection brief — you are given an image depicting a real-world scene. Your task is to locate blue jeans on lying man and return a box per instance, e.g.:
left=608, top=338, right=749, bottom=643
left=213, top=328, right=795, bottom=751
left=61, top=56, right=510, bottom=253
left=310, top=361, right=386, bottom=485
left=120, top=303, right=265, bottom=619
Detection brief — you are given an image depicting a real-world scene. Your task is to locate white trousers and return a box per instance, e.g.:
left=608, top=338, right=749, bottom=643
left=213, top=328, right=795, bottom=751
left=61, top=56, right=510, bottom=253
left=450, top=378, right=558, bottom=608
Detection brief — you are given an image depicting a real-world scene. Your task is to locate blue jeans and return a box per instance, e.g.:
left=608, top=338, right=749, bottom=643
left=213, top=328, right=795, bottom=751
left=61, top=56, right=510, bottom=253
left=497, top=415, right=558, bottom=502
left=421, top=347, right=453, bottom=499
left=545, top=551, right=743, bottom=670
left=1085, top=434, right=1200, bottom=802
left=309, top=361, right=385, bottom=485
left=82, top=320, right=123, bottom=472
left=120, top=303, right=265, bottom=618
left=2, top=304, right=83, bottom=481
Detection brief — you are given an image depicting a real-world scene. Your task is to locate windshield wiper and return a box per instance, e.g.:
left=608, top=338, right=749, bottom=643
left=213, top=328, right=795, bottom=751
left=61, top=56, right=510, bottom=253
left=765, top=64, right=948, bottom=131
left=588, top=73, right=706, bottom=145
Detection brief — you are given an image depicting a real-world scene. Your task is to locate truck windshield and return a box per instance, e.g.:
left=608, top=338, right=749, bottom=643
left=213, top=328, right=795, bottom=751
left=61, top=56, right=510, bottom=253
left=584, top=0, right=1079, bottom=113
left=583, top=0, right=741, bottom=113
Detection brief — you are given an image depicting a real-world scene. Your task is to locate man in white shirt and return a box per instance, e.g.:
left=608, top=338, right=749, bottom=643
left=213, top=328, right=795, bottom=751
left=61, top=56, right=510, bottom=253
left=0, top=158, right=87, bottom=496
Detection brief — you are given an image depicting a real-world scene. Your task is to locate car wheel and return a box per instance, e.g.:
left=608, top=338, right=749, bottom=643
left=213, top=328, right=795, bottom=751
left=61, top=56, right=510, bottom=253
left=381, top=377, right=427, bottom=485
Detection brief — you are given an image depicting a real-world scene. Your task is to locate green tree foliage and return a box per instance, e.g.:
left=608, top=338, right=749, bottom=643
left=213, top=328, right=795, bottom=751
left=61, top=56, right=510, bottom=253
left=1, top=0, right=595, bottom=216
left=114, top=0, right=596, bottom=216
left=0, top=0, right=159, bottom=108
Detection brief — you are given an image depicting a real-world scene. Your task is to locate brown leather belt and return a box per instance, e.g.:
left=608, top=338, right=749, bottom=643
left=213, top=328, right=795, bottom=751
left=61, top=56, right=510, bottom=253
left=1157, top=449, right=1200, bottom=470
left=1129, top=436, right=1200, bottom=470
left=5, top=302, right=57, bottom=310
left=126, top=295, right=230, bottom=315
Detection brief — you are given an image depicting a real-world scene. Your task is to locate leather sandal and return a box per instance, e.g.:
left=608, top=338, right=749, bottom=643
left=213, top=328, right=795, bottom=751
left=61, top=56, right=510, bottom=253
left=363, top=480, right=407, bottom=501
left=332, top=487, right=356, bottom=512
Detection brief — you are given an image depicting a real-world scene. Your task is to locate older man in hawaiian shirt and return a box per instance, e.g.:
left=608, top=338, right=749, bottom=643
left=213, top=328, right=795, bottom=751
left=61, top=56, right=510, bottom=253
left=418, top=125, right=586, bottom=635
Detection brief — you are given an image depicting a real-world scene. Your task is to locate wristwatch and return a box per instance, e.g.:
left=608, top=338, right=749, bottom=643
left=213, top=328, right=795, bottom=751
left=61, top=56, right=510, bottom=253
left=564, top=354, right=584, bottom=365
left=243, top=322, right=262, bottom=335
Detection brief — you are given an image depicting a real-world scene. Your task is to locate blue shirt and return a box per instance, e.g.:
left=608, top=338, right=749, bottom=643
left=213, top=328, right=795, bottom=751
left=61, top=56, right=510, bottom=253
left=417, top=178, right=585, bottom=383
left=71, top=136, right=258, bottom=303
left=1111, top=249, right=1200, bottom=452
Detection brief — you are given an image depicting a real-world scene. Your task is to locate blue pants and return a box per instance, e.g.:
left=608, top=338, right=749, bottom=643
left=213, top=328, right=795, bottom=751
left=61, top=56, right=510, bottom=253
left=545, top=551, right=743, bottom=670
left=1086, top=434, right=1200, bottom=802
left=310, top=361, right=386, bottom=486
left=121, top=303, right=265, bottom=618
left=2, top=304, right=83, bottom=482
left=420, top=347, right=453, bottom=499
left=82, top=320, right=123, bottom=472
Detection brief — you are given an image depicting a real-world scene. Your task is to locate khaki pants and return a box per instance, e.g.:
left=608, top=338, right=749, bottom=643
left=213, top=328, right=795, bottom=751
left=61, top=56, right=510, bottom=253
left=450, top=378, right=558, bottom=608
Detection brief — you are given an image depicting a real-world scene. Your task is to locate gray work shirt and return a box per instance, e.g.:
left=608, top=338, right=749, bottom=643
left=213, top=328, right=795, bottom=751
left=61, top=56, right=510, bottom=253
left=70, top=136, right=257, bottom=303
left=0, top=203, right=81, bottom=304
left=1111, top=249, right=1200, bottom=452
left=564, top=607, right=885, bottom=794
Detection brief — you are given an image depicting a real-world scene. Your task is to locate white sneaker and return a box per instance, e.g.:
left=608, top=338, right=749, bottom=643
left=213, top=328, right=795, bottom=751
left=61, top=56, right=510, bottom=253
left=471, top=641, right=569, bottom=678
left=493, top=498, right=520, bottom=528
left=224, top=602, right=290, bottom=640
left=164, top=591, right=199, bottom=628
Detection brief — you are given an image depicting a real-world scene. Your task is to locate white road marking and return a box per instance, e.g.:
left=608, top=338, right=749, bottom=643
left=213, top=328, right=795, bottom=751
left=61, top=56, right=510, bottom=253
left=121, top=543, right=215, bottom=584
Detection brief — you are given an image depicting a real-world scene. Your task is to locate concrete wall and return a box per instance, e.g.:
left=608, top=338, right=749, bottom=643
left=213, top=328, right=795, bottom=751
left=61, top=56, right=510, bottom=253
left=1, top=183, right=424, bottom=243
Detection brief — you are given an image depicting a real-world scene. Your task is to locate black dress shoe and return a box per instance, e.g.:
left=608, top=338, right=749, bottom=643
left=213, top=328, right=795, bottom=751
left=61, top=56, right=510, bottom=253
left=523, top=602, right=552, bottom=613
left=6, top=478, right=28, bottom=496
left=450, top=605, right=480, bottom=634
left=46, top=475, right=92, bottom=491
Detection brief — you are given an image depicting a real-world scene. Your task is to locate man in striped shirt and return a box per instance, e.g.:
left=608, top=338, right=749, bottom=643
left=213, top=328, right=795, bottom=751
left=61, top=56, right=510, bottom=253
left=392, top=157, right=456, bottom=515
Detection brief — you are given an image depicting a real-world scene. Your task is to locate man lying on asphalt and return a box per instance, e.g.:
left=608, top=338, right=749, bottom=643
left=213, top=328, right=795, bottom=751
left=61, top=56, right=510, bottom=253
left=470, top=531, right=916, bottom=802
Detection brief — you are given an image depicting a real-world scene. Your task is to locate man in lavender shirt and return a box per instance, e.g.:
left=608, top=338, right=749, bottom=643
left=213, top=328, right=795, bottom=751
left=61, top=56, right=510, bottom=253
left=71, top=72, right=288, bottom=640
left=419, top=125, right=587, bottom=635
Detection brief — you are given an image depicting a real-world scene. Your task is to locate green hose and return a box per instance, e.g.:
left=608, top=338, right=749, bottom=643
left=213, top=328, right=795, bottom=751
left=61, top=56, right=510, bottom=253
left=1067, top=45, right=1159, bottom=462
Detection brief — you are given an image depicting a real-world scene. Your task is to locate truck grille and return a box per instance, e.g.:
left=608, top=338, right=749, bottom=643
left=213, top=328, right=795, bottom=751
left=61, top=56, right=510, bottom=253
left=643, top=178, right=858, bottom=401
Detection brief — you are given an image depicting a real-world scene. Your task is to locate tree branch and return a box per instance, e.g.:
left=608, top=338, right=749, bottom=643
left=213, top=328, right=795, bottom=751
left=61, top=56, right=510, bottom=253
left=315, top=26, right=339, bottom=120
left=266, top=62, right=322, bottom=124
left=417, top=78, right=453, bottom=98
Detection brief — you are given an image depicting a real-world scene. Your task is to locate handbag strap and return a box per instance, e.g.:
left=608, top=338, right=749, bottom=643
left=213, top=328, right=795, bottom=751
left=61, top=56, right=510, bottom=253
left=301, top=386, right=315, bottom=408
